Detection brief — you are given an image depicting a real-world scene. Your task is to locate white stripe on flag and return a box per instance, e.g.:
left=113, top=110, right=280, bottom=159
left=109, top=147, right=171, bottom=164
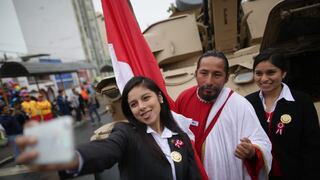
left=108, top=43, right=134, bottom=94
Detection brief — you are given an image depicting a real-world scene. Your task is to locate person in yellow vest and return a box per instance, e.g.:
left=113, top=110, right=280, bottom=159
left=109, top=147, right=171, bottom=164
left=37, top=94, right=53, bottom=122
left=21, top=93, right=40, bottom=122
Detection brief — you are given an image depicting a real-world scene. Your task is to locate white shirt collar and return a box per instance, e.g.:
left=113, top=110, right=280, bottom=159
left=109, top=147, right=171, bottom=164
left=259, top=83, right=295, bottom=112
left=146, top=126, right=177, bottom=138
left=147, top=126, right=178, bottom=180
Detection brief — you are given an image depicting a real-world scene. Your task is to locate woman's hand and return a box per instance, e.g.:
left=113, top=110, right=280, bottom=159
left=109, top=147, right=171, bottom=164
left=15, top=122, right=79, bottom=172
left=15, top=135, right=38, bottom=164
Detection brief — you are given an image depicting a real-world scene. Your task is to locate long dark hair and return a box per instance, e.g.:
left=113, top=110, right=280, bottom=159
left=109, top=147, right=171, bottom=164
left=121, top=76, right=192, bottom=160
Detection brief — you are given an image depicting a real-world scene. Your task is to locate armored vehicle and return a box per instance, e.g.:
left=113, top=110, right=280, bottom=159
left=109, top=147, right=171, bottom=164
left=92, top=1, right=319, bottom=179
left=96, top=0, right=320, bottom=120
left=143, top=0, right=320, bottom=119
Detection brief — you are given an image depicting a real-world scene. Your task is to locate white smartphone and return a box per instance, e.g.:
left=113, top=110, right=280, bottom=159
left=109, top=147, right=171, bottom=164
left=24, top=116, right=75, bottom=164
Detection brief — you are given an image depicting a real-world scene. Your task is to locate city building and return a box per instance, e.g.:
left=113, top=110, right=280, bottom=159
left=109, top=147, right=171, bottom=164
left=0, top=0, right=111, bottom=99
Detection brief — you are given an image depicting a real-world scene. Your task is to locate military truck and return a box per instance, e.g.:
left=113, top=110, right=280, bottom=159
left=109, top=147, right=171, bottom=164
left=142, top=0, right=320, bottom=119
left=96, top=0, right=320, bottom=120
left=93, top=1, right=319, bottom=179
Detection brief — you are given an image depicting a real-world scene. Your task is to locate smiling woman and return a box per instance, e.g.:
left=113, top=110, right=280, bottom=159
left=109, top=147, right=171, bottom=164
left=127, top=85, right=163, bottom=132
left=15, top=76, right=201, bottom=180
left=117, top=76, right=201, bottom=179
left=246, top=50, right=320, bottom=180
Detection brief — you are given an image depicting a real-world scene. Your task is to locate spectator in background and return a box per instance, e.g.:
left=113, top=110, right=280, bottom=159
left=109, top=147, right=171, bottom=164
left=21, top=93, right=40, bottom=122
left=13, top=101, right=29, bottom=127
left=78, top=90, right=86, bottom=116
left=70, top=88, right=82, bottom=123
left=9, top=88, right=21, bottom=108
left=87, top=88, right=101, bottom=125
left=80, top=86, right=89, bottom=107
left=57, top=89, right=71, bottom=116
left=37, top=94, right=53, bottom=122
left=0, top=106, right=23, bottom=158
left=0, top=100, right=5, bottom=114
left=0, top=123, right=8, bottom=147
left=19, top=87, right=28, bottom=97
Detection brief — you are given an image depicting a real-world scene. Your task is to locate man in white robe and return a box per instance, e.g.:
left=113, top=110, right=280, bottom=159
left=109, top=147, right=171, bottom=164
left=175, top=50, right=272, bottom=180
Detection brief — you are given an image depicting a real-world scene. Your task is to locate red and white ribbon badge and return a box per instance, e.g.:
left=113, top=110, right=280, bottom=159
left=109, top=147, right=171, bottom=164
left=276, top=122, right=285, bottom=135
left=174, top=139, right=184, bottom=148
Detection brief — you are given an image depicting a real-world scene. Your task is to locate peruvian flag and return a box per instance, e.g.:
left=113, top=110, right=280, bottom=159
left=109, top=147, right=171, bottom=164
left=101, top=0, right=208, bottom=179
left=101, top=0, right=175, bottom=108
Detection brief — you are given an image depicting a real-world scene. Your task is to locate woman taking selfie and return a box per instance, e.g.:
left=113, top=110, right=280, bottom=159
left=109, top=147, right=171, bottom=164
left=246, top=51, right=320, bottom=180
left=16, top=76, right=201, bottom=180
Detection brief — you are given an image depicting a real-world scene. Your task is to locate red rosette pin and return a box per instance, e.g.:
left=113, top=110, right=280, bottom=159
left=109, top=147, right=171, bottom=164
left=174, top=139, right=184, bottom=148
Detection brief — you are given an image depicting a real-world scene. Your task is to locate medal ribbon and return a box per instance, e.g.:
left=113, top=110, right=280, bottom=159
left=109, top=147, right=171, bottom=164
left=276, top=122, right=285, bottom=135
left=174, top=139, right=184, bottom=148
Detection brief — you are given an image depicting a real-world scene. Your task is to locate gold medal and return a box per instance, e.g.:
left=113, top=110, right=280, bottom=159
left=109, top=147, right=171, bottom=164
left=280, top=114, right=291, bottom=124
left=171, top=151, right=182, bottom=162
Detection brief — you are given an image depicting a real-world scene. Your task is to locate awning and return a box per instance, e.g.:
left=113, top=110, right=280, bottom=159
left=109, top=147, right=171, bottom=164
left=0, top=61, right=95, bottom=78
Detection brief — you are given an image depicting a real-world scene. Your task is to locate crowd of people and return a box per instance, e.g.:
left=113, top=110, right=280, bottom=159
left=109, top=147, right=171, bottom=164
left=0, top=83, right=101, bottom=159
left=12, top=49, right=320, bottom=180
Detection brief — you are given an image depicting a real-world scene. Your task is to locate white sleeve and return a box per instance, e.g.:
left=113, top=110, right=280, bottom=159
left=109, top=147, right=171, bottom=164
left=239, top=100, right=272, bottom=180
left=65, top=151, right=84, bottom=176
left=171, top=111, right=195, bottom=141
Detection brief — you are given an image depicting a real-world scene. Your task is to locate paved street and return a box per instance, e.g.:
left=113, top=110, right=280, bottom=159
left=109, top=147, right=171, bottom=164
left=0, top=109, right=120, bottom=180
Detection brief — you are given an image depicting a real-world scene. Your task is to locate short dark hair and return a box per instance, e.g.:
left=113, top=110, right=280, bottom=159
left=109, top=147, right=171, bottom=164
left=253, top=50, right=288, bottom=72
left=196, top=50, right=229, bottom=76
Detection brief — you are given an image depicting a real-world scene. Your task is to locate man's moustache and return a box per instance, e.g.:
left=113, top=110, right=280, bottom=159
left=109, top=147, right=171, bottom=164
left=202, top=86, right=218, bottom=91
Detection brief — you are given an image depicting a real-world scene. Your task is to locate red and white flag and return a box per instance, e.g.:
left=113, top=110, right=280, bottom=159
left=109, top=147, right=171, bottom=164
left=101, top=1, right=208, bottom=179
left=101, top=0, right=175, bottom=108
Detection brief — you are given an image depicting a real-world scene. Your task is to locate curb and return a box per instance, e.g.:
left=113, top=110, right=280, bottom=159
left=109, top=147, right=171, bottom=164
left=0, top=155, right=14, bottom=167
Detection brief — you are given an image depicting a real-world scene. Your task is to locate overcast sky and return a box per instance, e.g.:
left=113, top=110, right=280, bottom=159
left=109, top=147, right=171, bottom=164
left=92, top=0, right=175, bottom=31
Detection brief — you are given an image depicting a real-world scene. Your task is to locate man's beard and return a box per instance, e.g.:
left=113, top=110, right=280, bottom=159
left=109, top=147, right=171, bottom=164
left=198, top=85, right=222, bottom=102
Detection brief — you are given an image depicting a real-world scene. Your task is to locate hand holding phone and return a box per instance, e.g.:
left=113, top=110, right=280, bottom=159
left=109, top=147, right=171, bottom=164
left=23, top=116, right=75, bottom=164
